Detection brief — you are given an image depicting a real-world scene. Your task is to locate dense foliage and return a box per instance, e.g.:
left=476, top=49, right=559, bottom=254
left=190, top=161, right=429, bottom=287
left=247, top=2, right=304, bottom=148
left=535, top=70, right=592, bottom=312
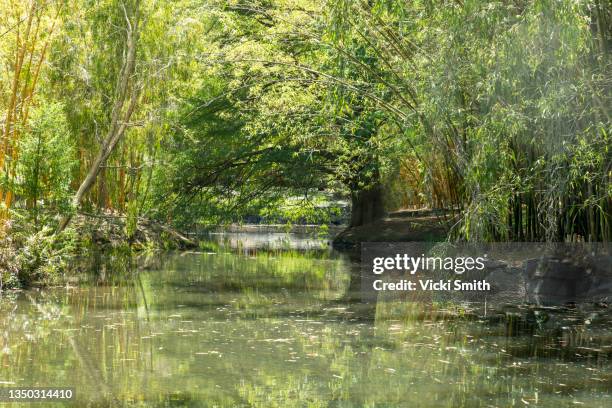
left=0, top=0, right=610, bottom=253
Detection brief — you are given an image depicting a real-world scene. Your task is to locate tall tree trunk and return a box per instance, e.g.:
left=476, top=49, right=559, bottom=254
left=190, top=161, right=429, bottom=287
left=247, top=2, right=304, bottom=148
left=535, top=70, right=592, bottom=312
left=350, top=185, right=385, bottom=227
left=57, top=2, right=141, bottom=232
left=97, top=168, right=108, bottom=210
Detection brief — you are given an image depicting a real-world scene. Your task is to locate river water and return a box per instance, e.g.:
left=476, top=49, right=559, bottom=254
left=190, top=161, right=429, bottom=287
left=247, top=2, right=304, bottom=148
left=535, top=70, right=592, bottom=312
left=0, top=233, right=610, bottom=407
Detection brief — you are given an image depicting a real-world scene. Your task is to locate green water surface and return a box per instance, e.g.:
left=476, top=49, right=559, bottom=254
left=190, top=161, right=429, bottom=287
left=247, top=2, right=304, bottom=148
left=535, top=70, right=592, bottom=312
left=0, top=234, right=610, bottom=407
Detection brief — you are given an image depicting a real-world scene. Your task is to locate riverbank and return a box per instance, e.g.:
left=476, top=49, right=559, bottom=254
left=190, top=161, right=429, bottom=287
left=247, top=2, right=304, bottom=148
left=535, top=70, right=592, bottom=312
left=332, top=209, right=450, bottom=250
left=72, top=212, right=197, bottom=250
left=0, top=213, right=197, bottom=290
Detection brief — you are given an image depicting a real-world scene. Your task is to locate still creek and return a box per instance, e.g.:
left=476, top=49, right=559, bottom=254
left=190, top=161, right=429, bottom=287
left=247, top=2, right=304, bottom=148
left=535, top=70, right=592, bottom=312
left=0, top=232, right=610, bottom=407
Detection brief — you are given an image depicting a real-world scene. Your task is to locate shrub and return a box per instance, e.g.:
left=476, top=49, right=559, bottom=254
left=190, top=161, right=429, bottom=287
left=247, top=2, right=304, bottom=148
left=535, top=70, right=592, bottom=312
left=0, top=222, right=20, bottom=290
left=0, top=221, right=80, bottom=290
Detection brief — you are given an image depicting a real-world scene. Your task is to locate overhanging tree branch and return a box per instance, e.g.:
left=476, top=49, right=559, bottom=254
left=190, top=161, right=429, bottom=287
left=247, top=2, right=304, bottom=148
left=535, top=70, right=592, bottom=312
left=58, top=0, right=142, bottom=232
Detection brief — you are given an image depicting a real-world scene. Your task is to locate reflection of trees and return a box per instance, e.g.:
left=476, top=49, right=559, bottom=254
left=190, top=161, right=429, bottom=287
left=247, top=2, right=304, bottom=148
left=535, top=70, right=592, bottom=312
left=0, top=250, right=353, bottom=406
left=236, top=301, right=611, bottom=407
left=1, top=251, right=610, bottom=407
left=1, top=290, right=130, bottom=405
left=1, top=292, right=64, bottom=378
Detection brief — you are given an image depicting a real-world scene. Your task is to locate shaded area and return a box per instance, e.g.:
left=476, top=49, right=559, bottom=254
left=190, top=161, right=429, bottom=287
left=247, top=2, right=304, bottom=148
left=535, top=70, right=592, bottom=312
left=333, top=213, right=448, bottom=249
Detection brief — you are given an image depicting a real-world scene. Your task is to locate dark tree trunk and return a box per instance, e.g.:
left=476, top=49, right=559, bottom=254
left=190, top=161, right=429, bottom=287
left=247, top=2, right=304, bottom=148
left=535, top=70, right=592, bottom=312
left=97, top=168, right=108, bottom=209
left=350, top=185, right=385, bottom=227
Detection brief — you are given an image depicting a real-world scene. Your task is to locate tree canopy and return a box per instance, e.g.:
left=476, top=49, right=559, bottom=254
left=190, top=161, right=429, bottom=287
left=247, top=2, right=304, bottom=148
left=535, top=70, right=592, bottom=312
left=0, top=0, right=609, bottom=241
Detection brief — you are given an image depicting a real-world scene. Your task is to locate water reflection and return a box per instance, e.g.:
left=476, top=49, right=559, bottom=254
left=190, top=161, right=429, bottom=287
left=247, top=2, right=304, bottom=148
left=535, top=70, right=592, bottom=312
left=0, top=235, right=610, bottom=407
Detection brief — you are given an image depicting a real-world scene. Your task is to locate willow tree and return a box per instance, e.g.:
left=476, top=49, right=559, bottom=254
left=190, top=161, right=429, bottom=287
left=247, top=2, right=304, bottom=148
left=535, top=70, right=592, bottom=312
left=153, top=0, right=413, bottom=228
left=152, top=0, right=332, bottom=226
left=316, top=0, right=610, bottom=241
left=57, top=0, right=142, bottom=231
